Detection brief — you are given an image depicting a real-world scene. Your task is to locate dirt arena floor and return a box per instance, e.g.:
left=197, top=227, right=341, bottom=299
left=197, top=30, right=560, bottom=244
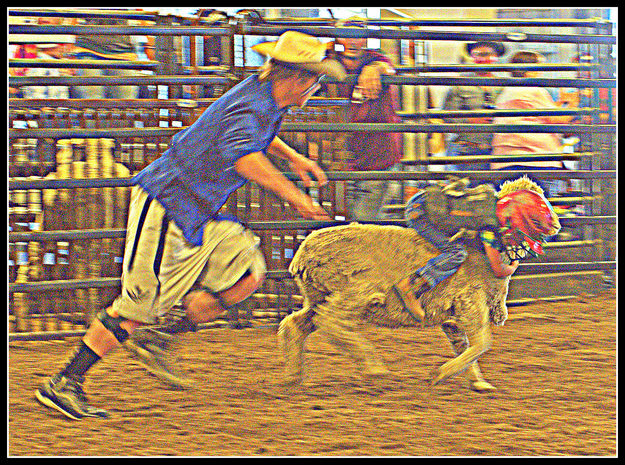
left=9, top=290, right=616, bottom=457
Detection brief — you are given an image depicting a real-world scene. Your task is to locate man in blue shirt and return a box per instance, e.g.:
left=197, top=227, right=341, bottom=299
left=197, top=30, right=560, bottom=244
left=36, top=31, right=346, bottom=420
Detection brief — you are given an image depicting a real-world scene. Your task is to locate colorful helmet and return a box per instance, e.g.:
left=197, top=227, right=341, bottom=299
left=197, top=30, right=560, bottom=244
left=496, top=189, right=561, bottom=260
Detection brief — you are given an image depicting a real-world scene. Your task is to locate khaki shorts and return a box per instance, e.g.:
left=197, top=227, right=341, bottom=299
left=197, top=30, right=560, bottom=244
left=111, top=186, right=266, bottom=323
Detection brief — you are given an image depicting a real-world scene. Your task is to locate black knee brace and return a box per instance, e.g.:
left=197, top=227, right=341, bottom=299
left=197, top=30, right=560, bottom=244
left=97, top=311, right=130, bottom=343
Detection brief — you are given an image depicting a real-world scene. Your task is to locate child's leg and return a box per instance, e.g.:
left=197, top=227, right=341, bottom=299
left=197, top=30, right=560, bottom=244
left=404, top=192, right=468, bottom=289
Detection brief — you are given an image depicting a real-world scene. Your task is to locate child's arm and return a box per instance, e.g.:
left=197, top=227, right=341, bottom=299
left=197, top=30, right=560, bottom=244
left=479, top=229, right=519, bottom=278
left=483, top=242, right=519, bottom=278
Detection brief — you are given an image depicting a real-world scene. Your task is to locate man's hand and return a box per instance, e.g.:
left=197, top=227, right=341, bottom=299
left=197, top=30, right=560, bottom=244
left=289, top=153, right=328, bottom=188
left=289, top=191, right=331, bottom=220
left=234, top=151, right=330, bottom=220
left=358, top=64, right=383, bottom=100
left=267, top=137, right=328, bottom=187
left=358, top=61, right=395, bottom=100
left=483, top=241, right=519, bottom=278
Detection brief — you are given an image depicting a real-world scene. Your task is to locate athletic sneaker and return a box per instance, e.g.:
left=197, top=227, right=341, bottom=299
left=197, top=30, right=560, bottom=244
left=123, top=328, right=192, bottom=389
left=35, top=374, right=109, bottom=420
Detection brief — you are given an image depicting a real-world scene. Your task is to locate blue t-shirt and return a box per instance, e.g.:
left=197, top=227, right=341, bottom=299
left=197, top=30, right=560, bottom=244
left=133, top=75, right=287, bottom=246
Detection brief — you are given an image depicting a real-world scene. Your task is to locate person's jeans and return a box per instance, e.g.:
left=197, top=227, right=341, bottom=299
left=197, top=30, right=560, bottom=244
left=445, top=142, right=491, bottom=174
left=71, top=68, right=141, bottom=99
left=347, top=164, right=403, bottom=220
left=405, top=192, right=468, bottom=288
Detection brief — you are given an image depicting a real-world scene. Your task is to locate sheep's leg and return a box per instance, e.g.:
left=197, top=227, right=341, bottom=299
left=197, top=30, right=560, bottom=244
left=441, top=319, right=496, bottom=392
left=313, top=303, right=390, bottom=378
left=432, top=302, right=492, bottom=386
left=278, top=306, right=316, bottom=386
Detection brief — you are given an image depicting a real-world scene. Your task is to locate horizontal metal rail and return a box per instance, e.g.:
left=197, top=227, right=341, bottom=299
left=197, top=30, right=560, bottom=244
left=9, top=24, right=232, bottom=37
left=7, top=170, right=617, bottom=191
left=9, top=274, right=298, bottom=294
left=263, top=17, right=611, bottom=28
left=545, top=196, right=602, bottom=205
left=8, top=10, right=610, bottom=28
left=506, top=294, right=593, bottom=309
left=9, top=329, right=95, bottom=342
left=7, top=124, right=616, bottom=140
left=9, top=61, right=602, bottom=73
left=381, top=196, right=602, bottom=213
left=542, top=239, right=602, bottom=249
left=396, top=63, right=601, bottom=73
left=10, top=228, right=126, bottom=242
left=4, top=103, right=604, bottom=125
left=8, top=24, right=617, bottom=46
left=278, top=123, right=616, bottom=134
left=10, top=23, right=616, bottom=44
left=513, top=261, right=616, bottom=275
left=9, top=127, right=179, bottom=139
left=239, top=24, right=617, bottom=45
left=181, top=66, right=233, bottom=75
left=7, top=98, right=598, bottom=119
left=7, top=8, right=232, bottom=26
left=9, top=59, right=161, bottom=70
left=239, top=216, right=616, bottom=230
left=10, top=75, right=236, bottom=87
left=295, top=170, right=617, bottom=182
left=8, top=153, right=592, bottom=170
left=376, top=75, right=615, bottom=89
left=7, top=260, right=617, bottom=295
left=235, top=63, right=605, bottom=74
left=9, top=74, right=615, bottom=89
left=8, top=8, right=161, bottom=21
left=399, top=108, right=596, bottom=119
left=8, top=97, right=214, bottom=109
left=403, top=152, right=594, bottom=164
left=10, top=277, right=122, bottom=293
left=5, top=293, right=603, bottom=341
left=8, top=215, right=614, bottom=243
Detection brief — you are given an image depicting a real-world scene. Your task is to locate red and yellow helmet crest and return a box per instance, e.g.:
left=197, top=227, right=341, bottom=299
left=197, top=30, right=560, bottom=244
left=496, top=189, right=561, bottom=260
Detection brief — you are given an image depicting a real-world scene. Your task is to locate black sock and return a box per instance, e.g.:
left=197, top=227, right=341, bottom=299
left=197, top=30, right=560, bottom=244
left=60, top=342, right=101, bottom=379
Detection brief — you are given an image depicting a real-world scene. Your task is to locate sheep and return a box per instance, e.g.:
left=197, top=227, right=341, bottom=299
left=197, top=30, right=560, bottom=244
left=278, top=177, right=554, bottom=392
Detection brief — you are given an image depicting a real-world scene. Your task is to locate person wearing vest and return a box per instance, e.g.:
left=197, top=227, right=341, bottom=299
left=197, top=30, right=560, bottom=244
left=393, top=178, right=560, bottom=324
left=329, top=16, right=403, bottom=220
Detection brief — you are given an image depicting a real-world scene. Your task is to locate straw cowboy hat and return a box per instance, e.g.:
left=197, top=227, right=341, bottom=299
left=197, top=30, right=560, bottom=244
left=252, top=31, right=346, bottom=80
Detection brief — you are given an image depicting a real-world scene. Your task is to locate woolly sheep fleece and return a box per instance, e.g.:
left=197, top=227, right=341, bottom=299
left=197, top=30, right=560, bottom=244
left=289, top=223, right=509, bottom=328
left=281, top=177, right=550, bottom=389
left=288, top=176, right=545, bottom=329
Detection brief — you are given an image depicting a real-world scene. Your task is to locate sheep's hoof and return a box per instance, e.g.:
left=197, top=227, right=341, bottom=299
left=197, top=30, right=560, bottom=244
left=430, top=366, right=452, bottom=386
left=362, top=365, right=391, bottom=378
left=470, top=380, right=497, bottom=392
left=280, top=372, right=303, bottom=386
